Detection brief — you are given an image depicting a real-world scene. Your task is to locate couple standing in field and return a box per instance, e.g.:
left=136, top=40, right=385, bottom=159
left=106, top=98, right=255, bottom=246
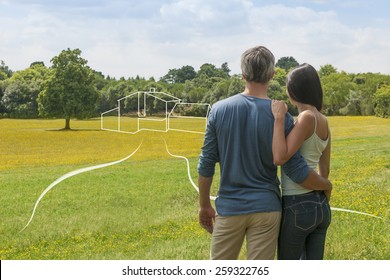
left=197, top=46, right=332, bottom=260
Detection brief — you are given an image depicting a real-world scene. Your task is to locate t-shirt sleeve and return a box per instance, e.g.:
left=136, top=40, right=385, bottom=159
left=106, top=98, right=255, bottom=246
left=281, top=113, right=310, bottom=183
left=197, top=108, right=219, bottom=177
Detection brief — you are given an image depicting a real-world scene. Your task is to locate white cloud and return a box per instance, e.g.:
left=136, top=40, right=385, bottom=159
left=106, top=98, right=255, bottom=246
left=1, top=0, right=389, bottom=78
left=241, top=4, right=390, bottom=74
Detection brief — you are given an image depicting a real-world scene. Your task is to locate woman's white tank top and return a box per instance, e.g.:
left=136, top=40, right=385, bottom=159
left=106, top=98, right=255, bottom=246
left=281, top=113, right=329, bottom=196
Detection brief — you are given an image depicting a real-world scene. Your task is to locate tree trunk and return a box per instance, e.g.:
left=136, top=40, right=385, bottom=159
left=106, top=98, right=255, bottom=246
left=64, top=118, right=71, bottom=130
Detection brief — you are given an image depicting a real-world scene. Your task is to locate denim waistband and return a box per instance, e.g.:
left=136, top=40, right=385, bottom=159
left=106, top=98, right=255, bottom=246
left=282, top=191, right=326, bottom=206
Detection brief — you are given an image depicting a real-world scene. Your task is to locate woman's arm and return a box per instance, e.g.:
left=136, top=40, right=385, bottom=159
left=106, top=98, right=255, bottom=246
left=319, top=130, right=331, bottom=178
left=319, top=129, right=332, bottom=200
left=300, top=169, right=332, bottom=191
left=271, top=101, right=314, bottom=165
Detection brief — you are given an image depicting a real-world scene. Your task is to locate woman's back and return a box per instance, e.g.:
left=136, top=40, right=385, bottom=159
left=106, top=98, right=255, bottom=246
left=281, top=110, right=329, bottom=196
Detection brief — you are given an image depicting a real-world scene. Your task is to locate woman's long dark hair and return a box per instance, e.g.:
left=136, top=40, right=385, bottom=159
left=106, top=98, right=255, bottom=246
left=286, top=63, right=323, bottom=111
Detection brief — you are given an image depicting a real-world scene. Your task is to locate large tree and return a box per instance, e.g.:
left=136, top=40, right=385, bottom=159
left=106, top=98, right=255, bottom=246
left=318, top=64, right=338, bottom=77
left=0, top=60, right=13, bottom=80
left=197, top=63, right=229, bottom=79
left=161, top=65, right=196, bottom=84
left=1, top=63, right=47, bottom=118
left=321, top=72, right=356, bottom=115
left=275, top=56, right=299, bottom=72
left=38, top=48, right=98, bottom=129
left=2, top=81, right=40, bottom=118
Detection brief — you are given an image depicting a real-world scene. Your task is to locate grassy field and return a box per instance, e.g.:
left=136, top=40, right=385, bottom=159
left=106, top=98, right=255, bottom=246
left=0, top=116, right=389, bottom=260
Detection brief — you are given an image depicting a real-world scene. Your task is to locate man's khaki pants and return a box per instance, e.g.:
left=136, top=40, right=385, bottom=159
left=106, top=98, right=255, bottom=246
left=211, top=211, right=281, bottom=260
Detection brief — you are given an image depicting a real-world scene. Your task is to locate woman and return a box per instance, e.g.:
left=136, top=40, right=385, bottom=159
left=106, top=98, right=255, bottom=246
left=271, top=63, right=331, bottom=260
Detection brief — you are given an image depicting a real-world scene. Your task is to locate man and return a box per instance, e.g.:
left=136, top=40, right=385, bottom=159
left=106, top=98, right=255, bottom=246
left=197, top=46, right=332, bottom=260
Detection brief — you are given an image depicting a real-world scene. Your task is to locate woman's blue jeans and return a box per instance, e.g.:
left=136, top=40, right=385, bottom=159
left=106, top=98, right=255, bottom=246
left=278, top=191, right=331, bottom=260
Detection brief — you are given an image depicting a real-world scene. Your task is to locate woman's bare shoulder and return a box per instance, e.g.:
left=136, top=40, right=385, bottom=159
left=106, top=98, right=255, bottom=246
left=297, top=110, right=316, bottom=124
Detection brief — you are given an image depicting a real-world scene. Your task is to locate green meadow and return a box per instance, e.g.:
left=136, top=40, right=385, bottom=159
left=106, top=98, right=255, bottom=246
left=0, top=116, right=389, bottom=260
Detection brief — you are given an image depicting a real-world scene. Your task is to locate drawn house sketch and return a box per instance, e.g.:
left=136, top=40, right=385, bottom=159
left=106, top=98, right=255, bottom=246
left=101, top=88, right=211, bottom=134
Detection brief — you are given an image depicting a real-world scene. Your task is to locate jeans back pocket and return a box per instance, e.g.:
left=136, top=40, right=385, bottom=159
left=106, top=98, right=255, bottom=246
left=293, top=203, right=318, bottom=231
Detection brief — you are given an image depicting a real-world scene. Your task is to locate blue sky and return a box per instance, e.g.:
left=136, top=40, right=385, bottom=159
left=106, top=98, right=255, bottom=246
left=1, top=0, right=389, bottom=78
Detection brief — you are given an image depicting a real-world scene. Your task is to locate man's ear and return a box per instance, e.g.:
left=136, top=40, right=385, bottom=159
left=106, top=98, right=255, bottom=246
left=241, top=74, right=246, bottom=80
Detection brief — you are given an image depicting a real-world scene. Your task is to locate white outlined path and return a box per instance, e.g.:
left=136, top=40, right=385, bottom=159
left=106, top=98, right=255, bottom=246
left=330, top=207, right=386, bottom=221
left=21, top=136, right=387, bottom=232
left=162, top=137, right=217, bottom=200
left=21, top=140, right=144, bottom=232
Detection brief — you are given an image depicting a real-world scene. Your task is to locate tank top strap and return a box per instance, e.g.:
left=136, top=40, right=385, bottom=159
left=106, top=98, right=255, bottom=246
left=305, top=110, right=317, bottom=135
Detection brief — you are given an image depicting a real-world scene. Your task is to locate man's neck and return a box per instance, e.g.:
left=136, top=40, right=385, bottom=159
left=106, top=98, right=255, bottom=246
left=242, top=81, right=270, bottom=99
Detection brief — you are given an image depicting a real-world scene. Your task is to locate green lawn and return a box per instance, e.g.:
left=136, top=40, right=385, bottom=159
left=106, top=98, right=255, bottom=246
left=0, top=116, right=389, bottom=259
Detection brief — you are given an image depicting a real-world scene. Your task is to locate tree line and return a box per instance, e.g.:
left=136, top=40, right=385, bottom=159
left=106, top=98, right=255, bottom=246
left=1, top=49, right=389, bottom=129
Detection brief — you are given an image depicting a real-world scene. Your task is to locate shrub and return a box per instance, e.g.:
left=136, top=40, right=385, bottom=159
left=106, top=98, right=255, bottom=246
left=374, top=85, right=390, bottom=118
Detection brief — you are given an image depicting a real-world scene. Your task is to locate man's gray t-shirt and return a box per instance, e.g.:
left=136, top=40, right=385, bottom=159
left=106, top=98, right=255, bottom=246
left=198, top=93, right=309, bottom=216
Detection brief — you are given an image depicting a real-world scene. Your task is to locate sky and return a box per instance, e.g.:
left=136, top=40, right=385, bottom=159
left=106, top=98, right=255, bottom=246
left=1, top=0, right=389, bottom=79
